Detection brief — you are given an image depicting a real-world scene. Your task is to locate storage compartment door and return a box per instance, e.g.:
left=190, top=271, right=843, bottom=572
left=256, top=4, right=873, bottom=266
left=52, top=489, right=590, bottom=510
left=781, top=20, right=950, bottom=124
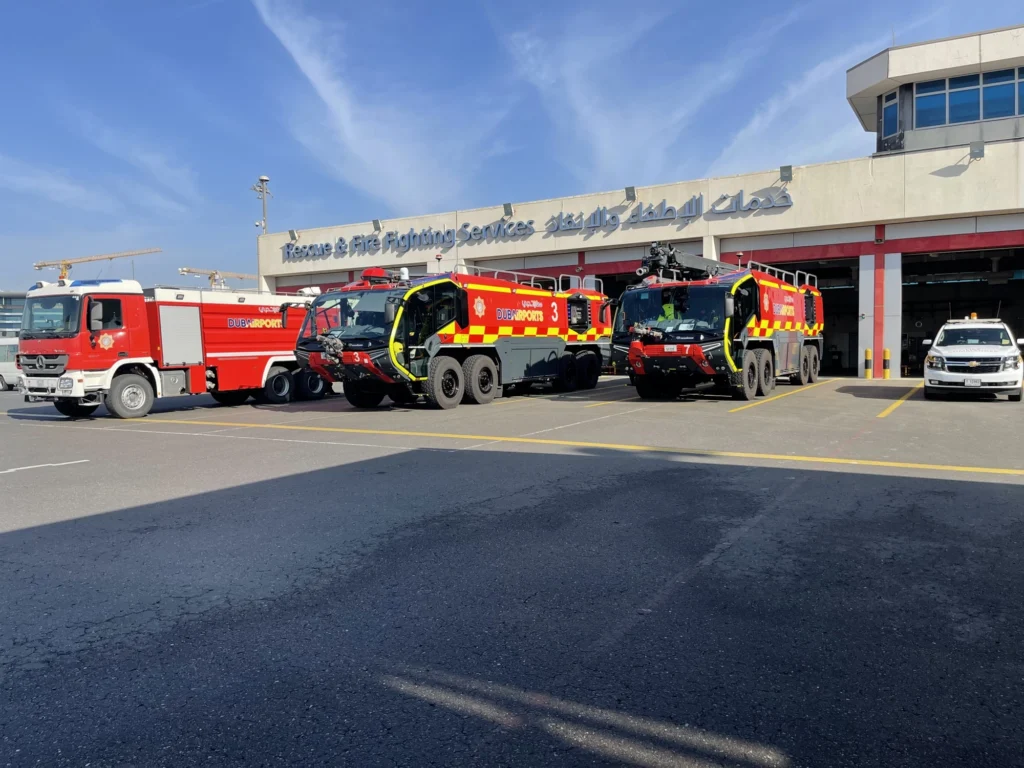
left=159, top=305, right=203, bottom=366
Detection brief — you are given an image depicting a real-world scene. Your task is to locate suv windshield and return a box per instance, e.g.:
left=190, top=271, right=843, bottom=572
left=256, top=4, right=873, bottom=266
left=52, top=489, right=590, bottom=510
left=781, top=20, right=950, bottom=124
left=616, top=286, right=724, bottom=334
left=935, top=326, right=1013, bottom=347
left=301, top=290, right=401, bottom=340
left=21, top=295, right=82, bottom=337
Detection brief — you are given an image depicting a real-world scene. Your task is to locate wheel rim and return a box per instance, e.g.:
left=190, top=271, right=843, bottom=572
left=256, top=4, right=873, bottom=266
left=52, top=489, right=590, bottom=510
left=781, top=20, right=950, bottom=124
left=272, top=375, right=290, bottom=397
left=308, top=376, right=324, bottom=394
left=803, top=357, right=809, bottom=377
left=441, top=369, right=459, bottom=398
left=763, top=362, right=772, bottom=383
left=121, top=384, right=146, bottom=411
left=478, top=367, right=493, bottom=394
left=747, top=365, right=757, bottom=389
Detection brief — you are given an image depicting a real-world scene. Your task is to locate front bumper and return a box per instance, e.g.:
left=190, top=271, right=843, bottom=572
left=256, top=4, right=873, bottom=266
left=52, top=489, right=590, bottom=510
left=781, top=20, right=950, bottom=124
left=925, top=367, right=1023, bottom=392
left=19, top=370, right=103, bottom=400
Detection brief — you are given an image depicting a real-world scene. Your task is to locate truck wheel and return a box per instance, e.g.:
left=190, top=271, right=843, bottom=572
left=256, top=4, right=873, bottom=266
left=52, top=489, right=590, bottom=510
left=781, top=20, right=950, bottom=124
left=343, top=382, right=385, bottom=408
left=425, top=355, right=464, bottom=409
left=634, top=375, right=660, bottom=400
left=1009, top=388, right=1022, bottom=402
left=211, top=390, right=251, bottom=407
left=552, top=352, right=579, bottom=392
left=924, top=387, right=939, bottom=401
left=791, top=347, right=810, bottom=386
left=754, top=349, right=774, bottom=396
left=575, top=350, right=600, bottom=390
left=462, top=354, right=498, bottom=405
left=259, top=366, right=295, bottom=404
left=53, top=399, right=100, bottom=419
left=296, top=370, right=327, bottom=401
left=658, top=379, right=682, bottom=400
left=733, top=351, right=758, bottom=400
left=0, top=375, right=7, bottom=391
left=105, top=374, right=155, bottom=419
left=808, top=347, right=820, bottom=383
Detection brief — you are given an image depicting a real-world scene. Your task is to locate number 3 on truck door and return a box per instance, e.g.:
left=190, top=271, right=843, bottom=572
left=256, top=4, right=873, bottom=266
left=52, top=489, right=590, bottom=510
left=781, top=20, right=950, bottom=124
left=550, top=301, right=558, bottom=323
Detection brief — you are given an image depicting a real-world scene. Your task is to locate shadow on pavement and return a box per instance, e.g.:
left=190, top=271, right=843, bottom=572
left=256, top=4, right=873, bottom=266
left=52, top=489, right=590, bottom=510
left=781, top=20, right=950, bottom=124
left=835, top=384, right=921, bottom=401
left=2, top=447, right=1022, bottom=766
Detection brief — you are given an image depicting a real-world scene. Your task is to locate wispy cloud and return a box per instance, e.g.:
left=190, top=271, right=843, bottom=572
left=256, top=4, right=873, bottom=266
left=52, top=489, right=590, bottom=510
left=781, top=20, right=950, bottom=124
left=251, top=0, right=509, bottom=215
left=0, top=154, right=122, bottom=214
left=501, top=6, right=810, bottom=191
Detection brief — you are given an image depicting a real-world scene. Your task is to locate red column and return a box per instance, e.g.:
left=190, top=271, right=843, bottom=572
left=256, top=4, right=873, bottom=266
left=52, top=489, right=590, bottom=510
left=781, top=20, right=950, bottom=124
left=872, top=225, right=886, bottom=378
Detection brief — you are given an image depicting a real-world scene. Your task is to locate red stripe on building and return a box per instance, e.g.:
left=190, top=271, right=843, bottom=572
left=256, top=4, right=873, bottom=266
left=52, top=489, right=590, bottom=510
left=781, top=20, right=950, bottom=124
left=873, top=253, right=885, bottom=377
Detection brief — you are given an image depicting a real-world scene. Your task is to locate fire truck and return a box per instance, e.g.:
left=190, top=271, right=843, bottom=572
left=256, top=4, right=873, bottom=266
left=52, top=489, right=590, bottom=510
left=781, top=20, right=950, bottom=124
left=610, top=243, right=824, bottom=400
left=18, top=278, right=321, bottom=419
left=287, top=266, right=611, bottom=409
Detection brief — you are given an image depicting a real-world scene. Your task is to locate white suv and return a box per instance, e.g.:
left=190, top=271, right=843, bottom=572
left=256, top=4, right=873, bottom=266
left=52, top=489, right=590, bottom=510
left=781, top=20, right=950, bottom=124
left=923, top=319, right=1023, bottom=402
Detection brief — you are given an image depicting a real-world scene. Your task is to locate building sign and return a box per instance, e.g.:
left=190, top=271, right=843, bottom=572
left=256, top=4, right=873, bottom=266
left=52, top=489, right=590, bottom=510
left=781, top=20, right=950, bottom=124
left=281, top=188, right=793, bottom=261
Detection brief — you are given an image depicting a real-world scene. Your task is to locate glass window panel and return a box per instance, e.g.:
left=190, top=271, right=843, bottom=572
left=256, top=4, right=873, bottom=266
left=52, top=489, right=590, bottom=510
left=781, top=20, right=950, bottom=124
left=983, top=83, right=1014, bottom=119
left=1019, top=67, right=1024, bottom=79
left=949, top=88, right=980, bottom=123
left=983, top=69, right=1014, bottom=84
left=884, top=91, right=897, bottom=103
left=1019, top=82, right=1024, bottom=116
left=883, top=102, right=898, bottom=136
left=915, top=93, right=946, bottom=127
left=916, top=79, right=945, bottom=94
left=949, top=74, right=980, bottom=89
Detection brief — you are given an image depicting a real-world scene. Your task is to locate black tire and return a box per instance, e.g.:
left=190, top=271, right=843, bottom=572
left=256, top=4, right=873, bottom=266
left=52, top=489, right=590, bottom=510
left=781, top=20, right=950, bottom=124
left=296, top=370, right=327, bottom=401
left=343, top=382, right=386, bottom=409
left=425, top=355, right=464, bottom=409
left=791, top=347, right=810, bottom=386
left=1009, top=389, right=1022, bottom=402
left=260, top=366, right=295, bottom=404
left=924, top=387, right=939, bottom=401
left=211, top=390, right=251, bottom=407
left=104, top=374, right=155, bottom=419
left=634, top=375, right=660, bottom=400
left=754, top=349, right=774, bottom=396
left=808, top=347, right=820, bottom=383
left=388, top=385, right=416, bottom=405
left=53, top=399, right=100, bottom=419
left=575, top=350, right=600, bottom=390
left=733, top=351, right=758, bottom=401
left=462, top=354, right=498, bottom=405
left=0, top=375, right=7, bottom=391
left=658, top=379, right=682, bottom=400
left=552, top=352, right=579, bottom=392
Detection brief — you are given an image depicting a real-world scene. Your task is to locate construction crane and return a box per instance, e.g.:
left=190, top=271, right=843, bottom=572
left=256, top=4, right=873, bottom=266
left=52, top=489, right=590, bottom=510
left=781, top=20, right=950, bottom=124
left=34, top=248, right=162, bottom=280
left=178, top=267, right=257, bottom=289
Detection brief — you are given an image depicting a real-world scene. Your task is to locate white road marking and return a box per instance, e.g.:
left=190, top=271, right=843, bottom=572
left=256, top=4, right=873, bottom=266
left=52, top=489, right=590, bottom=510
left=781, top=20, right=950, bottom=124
left=0, top=459, right=90, bottom=475
left=519, top=406, right=652, bottom=437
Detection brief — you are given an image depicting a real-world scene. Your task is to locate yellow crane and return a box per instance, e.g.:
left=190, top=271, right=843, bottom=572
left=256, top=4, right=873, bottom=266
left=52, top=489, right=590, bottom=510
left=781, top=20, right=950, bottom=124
left=178, top=267, right=257, bottom=289
left=33, top=248, right=162, bottom=280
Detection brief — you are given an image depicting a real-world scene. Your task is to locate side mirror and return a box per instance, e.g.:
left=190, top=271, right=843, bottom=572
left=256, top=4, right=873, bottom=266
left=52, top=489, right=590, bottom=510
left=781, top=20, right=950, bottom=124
left=922, top=339, right=932, bottom=346
left=724, top=294, right=735, bottom=317
left=88, top=299, right=104, bottom=332
left=279, top=303, right=290, bottom=329
left=384, top=300, right=397, bottom=324
left=599, top=298, right=617, bottom=326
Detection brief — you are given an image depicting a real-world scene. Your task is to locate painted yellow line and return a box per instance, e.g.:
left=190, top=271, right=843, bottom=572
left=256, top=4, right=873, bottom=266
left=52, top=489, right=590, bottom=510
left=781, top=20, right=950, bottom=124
left=729, top=379, right=833, bottom=413
left=583, top=397, right=642, bottom=408
left=876, top=382, right=924, bottom=418
left=22, top=414, right=1022, bottom=477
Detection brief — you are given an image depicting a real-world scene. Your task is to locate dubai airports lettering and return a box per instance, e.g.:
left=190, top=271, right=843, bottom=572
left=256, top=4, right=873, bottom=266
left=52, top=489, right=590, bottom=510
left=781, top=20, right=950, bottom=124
left=282, top=189, right=792, bottom=261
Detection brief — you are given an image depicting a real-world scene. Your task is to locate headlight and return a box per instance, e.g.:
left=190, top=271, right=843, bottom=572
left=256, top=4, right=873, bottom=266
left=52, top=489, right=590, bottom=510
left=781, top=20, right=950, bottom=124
left=58, top=377, right=74, bottom=389
left=1005, top=355, right=1023, bottom=371
left=925, top=355, right=945, bottom=370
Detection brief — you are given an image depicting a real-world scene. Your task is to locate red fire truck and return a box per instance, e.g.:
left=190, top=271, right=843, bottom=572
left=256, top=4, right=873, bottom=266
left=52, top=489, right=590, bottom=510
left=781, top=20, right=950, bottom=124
left=18, top=278, right=322, bottom=419
left=610, top=243, right=824, bottom=400
left=288, top=267, right=611, bottom=409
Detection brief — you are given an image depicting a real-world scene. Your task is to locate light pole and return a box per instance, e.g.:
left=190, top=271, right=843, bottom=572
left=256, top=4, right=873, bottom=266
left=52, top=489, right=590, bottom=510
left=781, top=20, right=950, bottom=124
left=251, top=175, right=271, bottom=290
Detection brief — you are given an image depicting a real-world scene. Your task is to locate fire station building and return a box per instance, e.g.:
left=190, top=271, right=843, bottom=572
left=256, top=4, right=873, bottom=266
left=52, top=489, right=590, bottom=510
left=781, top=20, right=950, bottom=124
left=258, top=25, right=1024, bottom=379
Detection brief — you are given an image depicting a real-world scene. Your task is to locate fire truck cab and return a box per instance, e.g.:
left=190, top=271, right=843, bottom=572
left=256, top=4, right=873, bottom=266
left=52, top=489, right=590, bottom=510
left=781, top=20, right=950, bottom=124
left=290, top=267, right=611, bottom=409
left=610, top=244, right=824, bottom=401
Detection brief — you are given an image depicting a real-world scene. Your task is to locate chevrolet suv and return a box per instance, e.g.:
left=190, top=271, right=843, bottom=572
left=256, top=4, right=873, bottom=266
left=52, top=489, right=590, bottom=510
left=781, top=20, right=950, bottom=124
left=923, top=319, right=1023, bottom=402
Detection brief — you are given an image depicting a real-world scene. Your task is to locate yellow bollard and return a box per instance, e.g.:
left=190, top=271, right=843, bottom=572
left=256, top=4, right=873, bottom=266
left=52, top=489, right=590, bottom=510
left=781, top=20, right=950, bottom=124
left=883, top=348, right=891, bottom=380
left=864, top=348, right=873, bottom=380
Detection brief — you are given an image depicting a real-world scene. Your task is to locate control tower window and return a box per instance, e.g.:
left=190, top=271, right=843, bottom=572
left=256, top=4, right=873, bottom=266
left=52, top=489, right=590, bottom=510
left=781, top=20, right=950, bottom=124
left=882, top=91, right=899, bottom=137
left=915, top=79, right=946, bottom=128
left=948, top=75, right=980, bottom=123
left=983, top=69, right=1015, bottom=119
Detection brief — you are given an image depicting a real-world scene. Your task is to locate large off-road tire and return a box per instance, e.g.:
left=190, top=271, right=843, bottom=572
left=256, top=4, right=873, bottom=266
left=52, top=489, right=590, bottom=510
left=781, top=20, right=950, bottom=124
left=343, top=382, right=386, bottom=409
left=211, top=390, right=251, bottom=407
left=104, top=374, right=155, bottom=419
left=576, top=350, right=600, bottom=390
left=634, top=374, right=660, bottom=400
left=388, top=385, right=417, bottom=405
left=425, top=355, right=464, bottom=410
left=733, top=351, right=758, bottom=401
left=791, top=347, right=811, bottom=386
left=53, top=399, right=100, bottom=419
left=754, top=349, right=774, bottom=397
left=551, top=352, right=579, bottom=393
left=808, top=347, right=820, bottom=383
left=259, top=366, right=295, bottom=404
left=295, top=370, right=327, bottom=401
left=462, top=354, right=498, bottom=405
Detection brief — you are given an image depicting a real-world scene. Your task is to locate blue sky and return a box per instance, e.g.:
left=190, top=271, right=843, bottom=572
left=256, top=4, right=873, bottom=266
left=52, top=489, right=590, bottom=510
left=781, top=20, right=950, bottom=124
left=0, top=0, right=1020, bottom=290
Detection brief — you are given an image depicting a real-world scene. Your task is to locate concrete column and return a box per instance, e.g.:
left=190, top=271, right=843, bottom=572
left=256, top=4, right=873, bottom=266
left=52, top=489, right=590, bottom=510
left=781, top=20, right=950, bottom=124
left=702, top=235, right=720, bottom=261
left=857, top=255, right=874, bottom=378
left=883, top=253, right=903, bottom=378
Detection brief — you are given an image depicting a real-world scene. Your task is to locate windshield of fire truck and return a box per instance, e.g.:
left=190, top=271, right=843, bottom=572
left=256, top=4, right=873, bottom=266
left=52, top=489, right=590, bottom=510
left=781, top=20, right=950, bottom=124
left=616, top=286, right=724, bottom=334
left=301, top=290, right=400, bottom=340
left=20, top=295, right=82, bottom=337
